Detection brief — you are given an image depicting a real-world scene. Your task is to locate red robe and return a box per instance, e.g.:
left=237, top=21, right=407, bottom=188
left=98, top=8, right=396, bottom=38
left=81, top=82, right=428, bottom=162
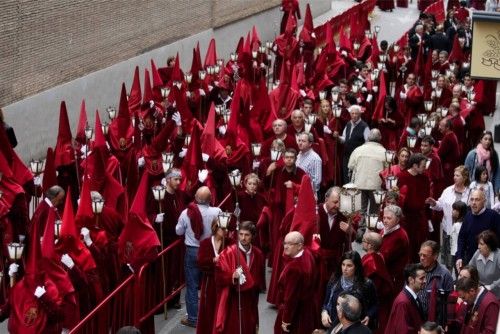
left=274, top=248, right=317, bottom=334
left=397, top=84, right=423, bottom=126
left=196, top=237, right=231, bottom=334
left=461, top=289, right=500, bottom=334
left=317, top=206, right=354, bottom=299
left=214, top=244, right=265, bottom=334
left=398, top=170, right=430, bottom=262
left=362, top=252, right=394, bottom=334
left=424, top=150, right=445, bottom=199
left=375, top=109, right=405, bottom=151
left=385, top=288, right=425, bottom=334
left=438, top=131, right=460, bottom=186
left=379, top=227, right=410, bottom=291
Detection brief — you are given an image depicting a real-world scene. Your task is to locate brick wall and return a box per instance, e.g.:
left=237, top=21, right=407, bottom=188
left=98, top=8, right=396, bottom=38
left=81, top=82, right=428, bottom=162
left=0, top=0, right=279, bottom=107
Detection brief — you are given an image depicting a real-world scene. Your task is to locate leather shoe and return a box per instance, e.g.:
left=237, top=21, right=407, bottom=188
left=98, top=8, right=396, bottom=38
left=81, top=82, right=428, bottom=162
left=181, top=317, right=196, bottom=328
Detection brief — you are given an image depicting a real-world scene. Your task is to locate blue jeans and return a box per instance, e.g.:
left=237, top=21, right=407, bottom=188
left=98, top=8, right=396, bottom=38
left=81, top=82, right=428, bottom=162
left=185, top=246, right=200, bottom=323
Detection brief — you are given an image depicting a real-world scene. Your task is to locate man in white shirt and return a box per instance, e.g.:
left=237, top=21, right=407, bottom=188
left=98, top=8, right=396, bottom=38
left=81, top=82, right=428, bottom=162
left=296, top=132, right=322, bottom=194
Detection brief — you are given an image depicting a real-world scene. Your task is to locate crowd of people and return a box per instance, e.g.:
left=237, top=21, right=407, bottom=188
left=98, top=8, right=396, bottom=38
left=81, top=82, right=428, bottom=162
left=0, top=0, right=500, bottom=333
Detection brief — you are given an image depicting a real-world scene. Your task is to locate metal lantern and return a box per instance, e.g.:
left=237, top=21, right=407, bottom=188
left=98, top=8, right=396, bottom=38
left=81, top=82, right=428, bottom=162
left=389, top=81, right=396, bottom=96
left=30, top=159, right=45, bottom=175
left=251, top=50, right=258, bottom=59
left=377, top=62, right=385, bottom=71
left=174, top=80, right=182, bottom=89
left=54, top=220, right=62, bottom=238
left=431, top=80, right=437, bottom=89
left=333, top=105, right=342, bottom=118
left=307, top=113, right=317, bottom=125
left=431, top=70, right=439, bottom=78
left=367, top=214, right=379, bottom=230
left=331, top=88, right=339, bottom=102
left=435, top=89, right=442, bottom=98
left=424, top=100, right=433, bottom=112
left=107, top=106, right=117, bottom=120
left=393, top=44, right=400, bottom=53
left=270, top=148, right=282, bottom=161
left=373, top=190, right=386, bottom=205
left=385, top=150, right=395, bottom=164
left=353, top=42, right=360, bottom=52
left=230, top=52, right=237, bottom=62
left=184, top=134, right=192, bottom=147
left=319, top=91, right=327, bottom=100
left=162, top=161, right=173, bottom=174
left=429, top=119, right=436, bottom=128
left=215, top=105, right=223, bottom=115
left=162, top=152, right=175, bottom=163
left=424, top=125, right=433, bottom=136
left=217, top=59, right=224, bottom=67
left=462, top=62, right=470, bottom=69
left=339, top=183, right=362, bottom=215
left=417, top=113, right=428, bottom=125
left=214, top=65, right=221, bottom=74
left=445, top=69, right=453, bottom=78
left=228, top=169, right=242, bottom=187
left=85, top=126, right=94, bottom=140
left=152, top=185, right=166, bottom=201
left=91, top=197, right=104, bottom=215
left=374, top=25, right=381, bottom=33
left=304, top=123, right=312, bottom=133
left=101, top=122, right=109, bottom=135
left=161, top=87, right=171, bottom=99
left=407, top=135, right=417, bottom=148
left=441, top=108, right=449, bottom=117
left=7, top=242, right=24, bottom=261
left=365, top=31, right=373, bottom=39
left=199, top=70, right=207, bottom=81
left=352, top=84, right=359, bottom=93
left=449, top=63, right=456, bottom=72
left=467, top=91, right=476, bottom=102
left=379, top=54, right=387, bottom=63
left=217, top=212, right=232, bottom=229
left=266, top=41, right=273, bottom=49
left=222, top=111, right=231, bottom=124
left=385, top=175, right=398, bottom=190
left=251, top=143, right=262, bottom=157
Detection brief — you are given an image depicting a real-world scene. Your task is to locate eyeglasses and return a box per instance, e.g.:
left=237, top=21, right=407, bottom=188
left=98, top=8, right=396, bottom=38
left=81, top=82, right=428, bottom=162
left=283, top=241, right=301, bottom=246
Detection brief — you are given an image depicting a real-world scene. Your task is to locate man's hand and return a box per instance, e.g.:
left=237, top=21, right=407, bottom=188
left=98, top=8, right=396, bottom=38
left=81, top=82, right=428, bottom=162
left=284, top=180, right=294, bottom=189
left=172, top=111, right=182, bottom=127
left=8, top=263, right=19, bottom=277
left=321, top=310, right=332, bottom=327
left=34, top=286, right=46, bottom=298
left=198, top=169, right=209, bottom=183
left=155, top=213, right=165, bottom=224
left=61, top=254, right=75, bottom=269
left=266, top=162, right=277, bottom=176
left=361, top=316, right=369, bottom=325
left=339, top=221, right=350, bottom=233
left=425, top=197, right=437, bottom=206
left=281, top=321, right=291, bottom=333
left=178, top=148, right=187, bottom=158
left=456, top=259, right=463, bottom=271
left=137, top=156, right=145, bottom=167
left=81, top=227, right=93, bottom=247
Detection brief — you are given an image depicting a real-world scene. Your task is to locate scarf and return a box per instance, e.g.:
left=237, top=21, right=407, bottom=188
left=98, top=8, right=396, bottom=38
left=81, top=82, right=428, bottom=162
left=187, top=202, right=203, bottom=240
left=341, top=276, right=354, bottom=291
left=476, top=144, right=492, bottom=175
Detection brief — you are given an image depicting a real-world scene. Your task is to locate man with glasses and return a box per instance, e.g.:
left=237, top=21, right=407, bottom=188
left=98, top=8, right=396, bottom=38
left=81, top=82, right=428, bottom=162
left=274, top=231, right=316, bottom=334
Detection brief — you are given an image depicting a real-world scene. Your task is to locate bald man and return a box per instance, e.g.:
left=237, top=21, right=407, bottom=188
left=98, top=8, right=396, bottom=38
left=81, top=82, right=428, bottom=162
left=361, top=231, right=394, bottom=333
left=260, top=119, right=298, bottom=158
left=456, top=189, right=500, bottom=270
left=29, top=185, right=65, bottom=239
left=176, top=186, right=222, bottom=327
left=275, top=231, right=317, bottom=334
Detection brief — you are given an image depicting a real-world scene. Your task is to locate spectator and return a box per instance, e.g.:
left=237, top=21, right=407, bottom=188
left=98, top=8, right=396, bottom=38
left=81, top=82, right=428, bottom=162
left=464, top=131, right=500, bottom=193
left=468, top=230, right=500, bottom=298
left=469, top=165, right=495, bottom=209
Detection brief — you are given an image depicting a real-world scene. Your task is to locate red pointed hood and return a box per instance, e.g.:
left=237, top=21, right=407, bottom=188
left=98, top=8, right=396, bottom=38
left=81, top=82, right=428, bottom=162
left=171, top=53, right=183, bottom=83
left=41, top=207, right=57, bottom=263
left=42, top=147, right=57, bottom=193
left=25, top=207, right=44, bottom=284
left=235, top=37, right=244, bottom=55
left=87, top=147, right=107, bottom=191
left=75, top=100, right=88, bottom=145
left=299, top=4, right=314, bottom=43
left=201, top=103, right=227, bottom=160
left=324, top=21, right=337, bottom=56
left=289, top=175, right=317, bottom=246
left=370, top=35, right=380, bottom=65
left=449, top=35, right=465, bottom=64
left=414, top=43, right=425, bottom=80
left=373, top=71, right=387, bottom=120
left=339, top=28, right=352, bottom=51
left=190, top=46, right=203, bottom=82
left=93, top=110, right=106, bottom=151
left=129, top=66, right=142, bottom=115
left=54, top=101, right=75, bottom=168
left=150, top=59, right=165, bottom=103
left=204, top=38, right=217, bottom=67
left=76, top=177, right=94, bottom=220
left=142, top=69, right=154, bottom=106
left=251, top=25, right=261, bottom=51
left=119, top=172, right=160, bottom=268
left=109, top=83, right=134, bottom=152
left=284, top=10, right=297, bottom=36
left=61, top=188, right=77, bottom=239
left=181, top=120, right=204, bottom=191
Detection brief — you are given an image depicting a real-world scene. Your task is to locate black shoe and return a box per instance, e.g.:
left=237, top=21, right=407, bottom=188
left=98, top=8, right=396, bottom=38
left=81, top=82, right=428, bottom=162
left=181, top=318, right=197, bottom=328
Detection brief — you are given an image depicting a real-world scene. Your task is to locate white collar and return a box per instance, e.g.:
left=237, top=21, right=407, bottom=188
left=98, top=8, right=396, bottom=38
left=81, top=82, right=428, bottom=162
left=478, top=252, right=494, bottom=264
left=404, top=285, right=418, bottom=300
left=294, top=250, right=304, bottom=258
left=211, top=236, right=221, bottom=256
left=44, top=197, right=54, bottom=208
left=473, top=286, right=486, bottom=308
left=472, top=207, right=487, bottom=216
left=238, top=242, right=252, bottom=255
left=383, top=224, right=400, bottom=235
